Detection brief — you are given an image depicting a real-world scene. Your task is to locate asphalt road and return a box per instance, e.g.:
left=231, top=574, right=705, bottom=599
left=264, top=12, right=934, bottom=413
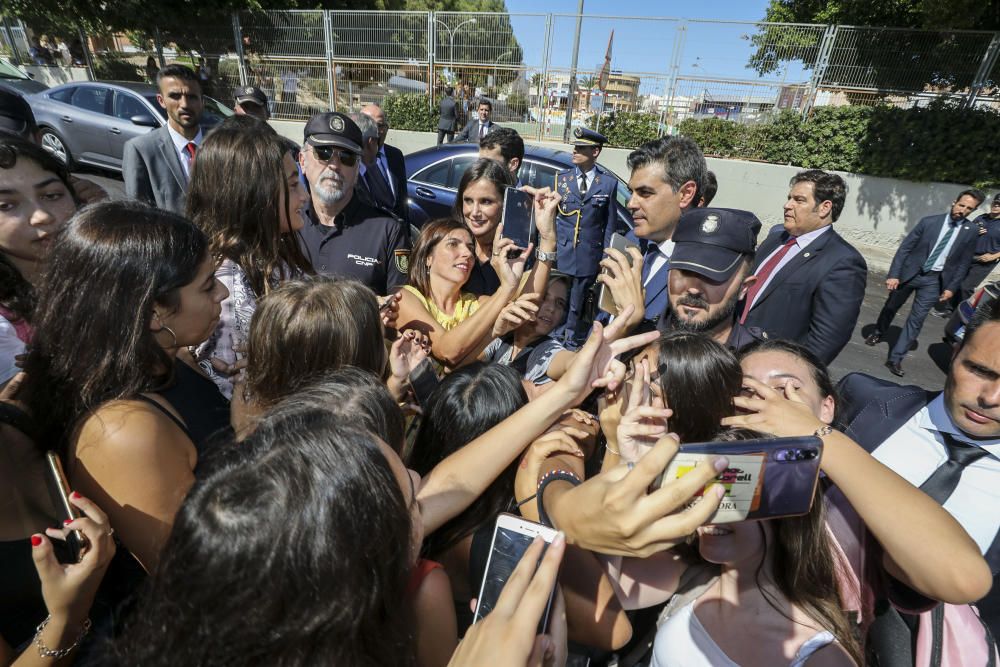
left=829, top=268, right=952, bottom=391
left=71, top=167, right=954, bottom=391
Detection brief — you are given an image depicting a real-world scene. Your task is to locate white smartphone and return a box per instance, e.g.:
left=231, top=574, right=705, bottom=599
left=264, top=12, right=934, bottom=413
left=473, top=513, right=558, bottom=631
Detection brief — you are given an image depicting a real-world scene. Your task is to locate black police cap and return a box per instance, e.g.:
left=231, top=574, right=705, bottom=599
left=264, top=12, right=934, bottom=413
left=303, top=112, right=363, bottom=154
left=233, top=85, right=268, bottom=107
left=670, top=208, right=762, bottom=281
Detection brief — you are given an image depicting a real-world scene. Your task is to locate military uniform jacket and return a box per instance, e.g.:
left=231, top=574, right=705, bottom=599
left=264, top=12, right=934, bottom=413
left=554, top=165, right=618, bottom=277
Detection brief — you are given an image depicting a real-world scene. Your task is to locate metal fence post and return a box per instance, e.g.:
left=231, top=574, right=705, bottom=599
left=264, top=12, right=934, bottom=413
left=428, top=11, right=435, bottom=113
left=324, top=11, right=336, bottom=111
left=153, top=27, right=165, bottom=68
left=801, top=24, right=836, bottom=118
left=660, top=20, right=685, bottom=137
left=232, top=13, right=248, bottom=87
left=78, top=28, right=96, bottom=81
left=562, top=1, right=585, bottom=142
left=538, top=13, right=553, bottom=141
left=965, top=32, right=1000, bottom=109
left=1, top=17, right=22, bottom=65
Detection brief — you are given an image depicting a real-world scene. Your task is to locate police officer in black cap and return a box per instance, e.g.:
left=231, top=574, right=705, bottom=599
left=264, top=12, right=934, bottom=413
left=297, top=111, right=410, bottom=296
left=233, top=85, right=270, bottom=121
left=660, top=207, right=768, bottom=351
left=552, top=126, right=620, bottom=346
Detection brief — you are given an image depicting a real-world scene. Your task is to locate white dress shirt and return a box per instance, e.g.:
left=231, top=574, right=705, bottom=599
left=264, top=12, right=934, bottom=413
left=643, top=239, right=675, bottom=287
left=873, top=394, right=1000, bottom=554
left=747, top=224, right=831, bottom=310
left=927, top=214, right=963, bottom=272
left=166, top=125, right=203, bottom=181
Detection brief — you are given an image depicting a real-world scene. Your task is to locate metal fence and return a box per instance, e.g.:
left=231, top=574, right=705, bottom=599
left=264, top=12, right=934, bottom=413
left=5, top=11, right=1000, bottom=144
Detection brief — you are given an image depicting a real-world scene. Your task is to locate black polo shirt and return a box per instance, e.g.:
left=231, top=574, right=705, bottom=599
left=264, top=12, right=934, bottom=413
left=656, top=313, right=766, bottom=352
left=297, top=191, right=410, bottom=296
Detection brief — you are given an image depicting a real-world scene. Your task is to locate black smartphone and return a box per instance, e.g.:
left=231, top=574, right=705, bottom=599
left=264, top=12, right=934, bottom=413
left=501, top=187, right=535, bottom=252
left=473, top=513, right=558, bottom=633
left=44, top=451, right=85, bottom=563
left=408, top=358, right=440, bottom=407
left=598, top=233, right=640, bottom=315
left=654, top=436, right=824, bottom=523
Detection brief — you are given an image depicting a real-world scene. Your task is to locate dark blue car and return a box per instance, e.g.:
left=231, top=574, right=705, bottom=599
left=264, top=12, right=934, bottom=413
left=404, top=142, right=634, bottom=231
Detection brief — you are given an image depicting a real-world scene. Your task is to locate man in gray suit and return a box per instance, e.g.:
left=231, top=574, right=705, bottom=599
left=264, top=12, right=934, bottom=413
left=437, top=86, right=457, bottom=145
left=123, top=64, right=204, bottom=214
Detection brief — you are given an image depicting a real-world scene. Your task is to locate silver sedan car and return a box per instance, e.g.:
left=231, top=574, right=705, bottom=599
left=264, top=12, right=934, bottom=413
left=26, top=81, right=232, bottom=171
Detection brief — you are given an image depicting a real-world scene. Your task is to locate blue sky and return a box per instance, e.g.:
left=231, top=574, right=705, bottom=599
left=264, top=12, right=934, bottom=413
left=500, top=0, right=816, bottom=88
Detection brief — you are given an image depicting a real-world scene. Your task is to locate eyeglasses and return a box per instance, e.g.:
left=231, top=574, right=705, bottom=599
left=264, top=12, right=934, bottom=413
left=310, top=145, right=359, bottom=167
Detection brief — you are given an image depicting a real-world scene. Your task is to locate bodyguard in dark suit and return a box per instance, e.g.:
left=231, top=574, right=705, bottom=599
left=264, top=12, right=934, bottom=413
left=839, top=296, right=1000, bottom=646
left=437, top=86, right=457, bottom=145
left=552, top=127, right=618, bottom=344
left=867, top=189, right=984, bottom=376
left=454, top=98, right=498, bottom=143
left=362, top=103, right=408, bottom=224
left=741, top=169, right=867, bottom=366
left=123, top=64, right=204, bottom=215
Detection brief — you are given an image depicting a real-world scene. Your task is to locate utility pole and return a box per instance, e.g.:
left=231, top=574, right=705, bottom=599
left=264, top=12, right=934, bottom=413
left=562, top=0, right=584, bottom=142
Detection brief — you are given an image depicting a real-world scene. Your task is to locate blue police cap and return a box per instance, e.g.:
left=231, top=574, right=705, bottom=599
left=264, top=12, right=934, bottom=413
left=571, top=127, right=607, bottom=147
left=670, top=208, right=762, bottom=281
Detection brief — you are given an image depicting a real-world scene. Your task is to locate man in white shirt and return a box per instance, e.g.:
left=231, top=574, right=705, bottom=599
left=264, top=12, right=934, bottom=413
left=866, top=189, right=984, bottom=376
left=123, top=64, right=204, bottom=214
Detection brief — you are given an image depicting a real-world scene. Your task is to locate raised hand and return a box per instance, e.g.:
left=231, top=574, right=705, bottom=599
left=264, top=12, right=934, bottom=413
left=616, top=358, right=672, bottom=463
left=493, top=292, right=541, bottom=338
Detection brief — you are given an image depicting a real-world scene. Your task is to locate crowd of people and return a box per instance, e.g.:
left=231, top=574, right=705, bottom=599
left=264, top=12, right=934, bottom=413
left=2, top=62, right=1000, bottom=667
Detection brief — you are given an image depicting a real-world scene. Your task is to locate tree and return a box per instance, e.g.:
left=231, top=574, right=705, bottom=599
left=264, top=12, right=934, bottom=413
left=750, top=0, right=1000, bottom=92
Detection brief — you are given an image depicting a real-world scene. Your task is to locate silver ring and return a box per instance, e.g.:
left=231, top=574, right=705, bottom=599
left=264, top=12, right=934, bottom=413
left=626, top=462, right=635, bottom=471
left=106, top=528, right=115, bottom=538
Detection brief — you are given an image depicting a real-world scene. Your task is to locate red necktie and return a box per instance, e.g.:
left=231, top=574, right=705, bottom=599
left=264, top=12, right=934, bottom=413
left=740, top=236, right=797, bottom=324
left=185, top=142, right=196, bottom=170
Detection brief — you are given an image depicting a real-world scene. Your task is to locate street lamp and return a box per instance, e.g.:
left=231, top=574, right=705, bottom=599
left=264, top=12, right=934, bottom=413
left=435, top=17, right=477, bottom=72
left=492, top=49, right=513, bottom=90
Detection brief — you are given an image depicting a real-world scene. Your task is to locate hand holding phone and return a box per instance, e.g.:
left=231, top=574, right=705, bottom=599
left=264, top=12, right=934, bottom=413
left=598, top=233, right=640, bottom=316
left=45, top=452, right=86, bottom=563
left=501, top=187, right=535, bottom=253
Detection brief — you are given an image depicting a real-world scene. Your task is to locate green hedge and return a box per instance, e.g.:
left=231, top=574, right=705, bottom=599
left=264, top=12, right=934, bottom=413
left=585, top=112, right=661, bottom=149
left=679, top=103, right=1000, bottom=188
left=383, top=93, right=437, bottom=132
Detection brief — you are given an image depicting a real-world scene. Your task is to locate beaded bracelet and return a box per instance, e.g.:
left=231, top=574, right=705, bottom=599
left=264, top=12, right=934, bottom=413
left=536, top=469, right=582, bottom=528
left=34, top=615, right=92, bottom=659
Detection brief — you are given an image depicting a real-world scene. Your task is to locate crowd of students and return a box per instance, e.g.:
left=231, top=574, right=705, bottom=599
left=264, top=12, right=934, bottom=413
left=2, top=78, right=1000, bottom=667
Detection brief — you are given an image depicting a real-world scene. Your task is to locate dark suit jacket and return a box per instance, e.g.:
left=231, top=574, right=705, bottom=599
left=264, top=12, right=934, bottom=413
left=743, top=225, right=867, bottom=365
left=382, top=143, right=408, bottom=223
left=554, top=165, right=618, bottom=277
left=888, top=213, right=977, bottom=294
left=122, top=125, right=188, bottom=214
left=455, top=119, right=498, bottom=143
left=438, top=96, right=457, bottom=132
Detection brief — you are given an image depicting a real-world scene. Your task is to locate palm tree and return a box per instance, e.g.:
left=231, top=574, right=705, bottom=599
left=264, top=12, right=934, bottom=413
left=578, top=75, right=596, bottom=113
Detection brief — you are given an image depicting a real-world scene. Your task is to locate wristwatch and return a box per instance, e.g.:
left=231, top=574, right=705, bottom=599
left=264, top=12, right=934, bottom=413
left=536, top=248, right=557, bottom=263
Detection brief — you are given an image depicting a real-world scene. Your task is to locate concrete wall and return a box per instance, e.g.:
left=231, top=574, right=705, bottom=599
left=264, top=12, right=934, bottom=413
left=269, top=122, right=992, bottom=272
left=21, top=65, right=91, bottom=87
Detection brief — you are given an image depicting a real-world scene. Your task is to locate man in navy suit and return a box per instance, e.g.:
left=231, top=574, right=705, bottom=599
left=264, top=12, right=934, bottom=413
left=839, top=296, right=1000, bottom=648
left=552, top=127, right=620, bottom=345
left=437, top=86, right=457, bottom=145
left=741, top=169, right=867, bottom=366
left=617, top=136, right=706, bottom=330
left=454, top=98, right=498, bottom=143
left=866, top=189, right=985, bottom=376
left=362, top=103, right=408, bottom=224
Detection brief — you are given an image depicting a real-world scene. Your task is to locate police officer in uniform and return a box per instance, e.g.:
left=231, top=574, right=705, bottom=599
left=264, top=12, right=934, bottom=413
left=553, top=127, right=619, bottom=345
left=297, top=112, right=410, bottom=296
left=659, top=207, right=768, bottom=352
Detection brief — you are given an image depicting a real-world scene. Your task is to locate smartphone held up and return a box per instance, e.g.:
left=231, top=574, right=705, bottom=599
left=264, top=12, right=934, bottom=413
left=500, top=187, right=535, bottom=257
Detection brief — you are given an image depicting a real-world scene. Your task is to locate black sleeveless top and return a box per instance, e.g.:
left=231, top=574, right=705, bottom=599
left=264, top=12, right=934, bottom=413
left=145, top=359, right=232, bottom=462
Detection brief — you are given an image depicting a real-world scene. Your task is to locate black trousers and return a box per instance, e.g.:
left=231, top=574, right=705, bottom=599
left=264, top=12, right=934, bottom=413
left=436, top=129, right=454, bottom=145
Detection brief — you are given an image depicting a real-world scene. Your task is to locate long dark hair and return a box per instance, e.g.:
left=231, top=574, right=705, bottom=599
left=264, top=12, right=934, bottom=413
left=452, top=157, right=514, bottom=224
left=408, top=362, right=527, bottom=556
left=245, top=278, right=387, bottom=409
left=19, top=201, right=206, bottom=449
left=0, top=134, right=79, bottom=322
left=106, top=410, right=414, bottom=666
left=709, top=427, right=862, bottom=664
left=186, top=123, right=311, bottom=296
left=654, top=331, right=742, bottom=442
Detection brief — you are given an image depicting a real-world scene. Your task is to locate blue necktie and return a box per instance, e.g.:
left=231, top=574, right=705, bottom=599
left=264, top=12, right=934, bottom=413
left=641, top=243, right=659, bottom=284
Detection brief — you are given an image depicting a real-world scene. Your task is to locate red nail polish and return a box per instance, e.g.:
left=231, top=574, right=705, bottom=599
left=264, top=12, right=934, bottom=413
left=31, top=535, right=42, bottom=547
left=71, top=491, right=82, bottom=499
left=63, top=519, right=73, bottom=525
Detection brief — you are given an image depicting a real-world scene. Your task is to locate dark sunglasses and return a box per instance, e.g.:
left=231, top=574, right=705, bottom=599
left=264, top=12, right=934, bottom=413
left=311, top=145, right=359, bottom=166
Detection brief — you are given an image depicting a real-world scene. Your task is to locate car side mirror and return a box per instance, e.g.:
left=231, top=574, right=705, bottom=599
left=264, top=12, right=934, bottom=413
left=130, top=114, right=158, bottom=127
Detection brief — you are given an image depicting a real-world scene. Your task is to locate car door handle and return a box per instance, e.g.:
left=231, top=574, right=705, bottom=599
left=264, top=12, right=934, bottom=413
left=109, top=127, right=122, bottom=134
left=60, top=116, right=73, bottom=123
left=415, top=187, right=436, bottom=199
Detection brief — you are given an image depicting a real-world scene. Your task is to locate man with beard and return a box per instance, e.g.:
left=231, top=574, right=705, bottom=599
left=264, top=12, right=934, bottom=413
left=658, top=207, right=767, bottom=351
left=123, top=64, right=204, bottom=214
left=297, top=112, right=410, bottom=296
